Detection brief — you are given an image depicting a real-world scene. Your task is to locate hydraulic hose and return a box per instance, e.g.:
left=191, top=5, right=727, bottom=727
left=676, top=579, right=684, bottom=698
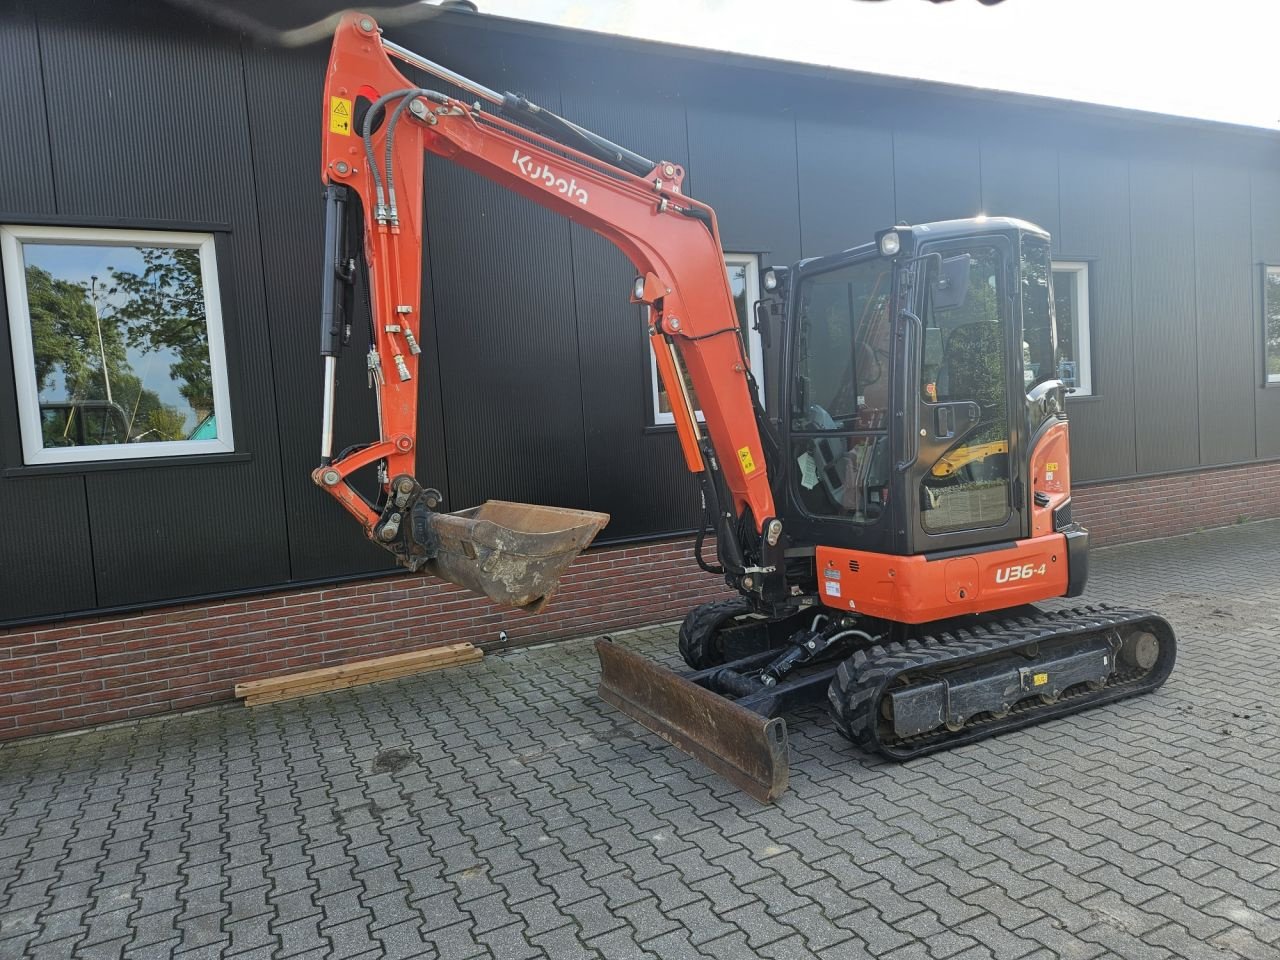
left=361, top=88, right=416, bottom=217
left=384, top=88, right=448, bottom=221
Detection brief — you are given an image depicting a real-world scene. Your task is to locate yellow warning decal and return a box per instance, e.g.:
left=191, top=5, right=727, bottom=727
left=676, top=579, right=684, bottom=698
left=330, top=96, right=353, bottom=136
left=1033, top=672, right=1049, bottom=687
left=737, top=446, right=757, bottom=474
left=1045, top=462, right=1059, bottom=472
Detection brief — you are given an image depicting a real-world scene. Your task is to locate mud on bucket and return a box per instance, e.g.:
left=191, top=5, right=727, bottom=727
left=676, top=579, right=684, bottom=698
left=423, top=501, right=609, bottom=611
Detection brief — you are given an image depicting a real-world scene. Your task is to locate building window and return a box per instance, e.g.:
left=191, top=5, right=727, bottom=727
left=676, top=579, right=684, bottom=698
left=651, top=253, right=763, bottom=425
left=1051, top=261, right=1091, bottom=396
left=1266, top=266, right=1280, bottom=384
left=1, top=225, right=233, bottom=465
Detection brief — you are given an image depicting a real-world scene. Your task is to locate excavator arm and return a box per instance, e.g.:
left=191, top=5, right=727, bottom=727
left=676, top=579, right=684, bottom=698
left=313, top=12, right=782, bottom=608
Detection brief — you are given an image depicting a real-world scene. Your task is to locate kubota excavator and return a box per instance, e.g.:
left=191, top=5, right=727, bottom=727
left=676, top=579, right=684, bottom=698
left=314, top=12, right=1176, bottom=801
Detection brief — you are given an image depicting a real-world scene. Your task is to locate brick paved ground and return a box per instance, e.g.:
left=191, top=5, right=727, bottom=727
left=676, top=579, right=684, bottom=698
left=2, top=520, right=1279, bottom=960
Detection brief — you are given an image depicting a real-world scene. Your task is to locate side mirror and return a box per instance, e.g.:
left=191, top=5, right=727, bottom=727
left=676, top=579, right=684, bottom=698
left=932, top=254, right=972, bottom=310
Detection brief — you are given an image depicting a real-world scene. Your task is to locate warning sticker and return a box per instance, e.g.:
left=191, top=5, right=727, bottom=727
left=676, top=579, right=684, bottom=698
left=1033, top=672, right=1049, bottom=687
left=737, top=446, right=757, bottom=474
left=824, top=580, right=841, bottom=598
left=330, top=96, right=353, bottom=136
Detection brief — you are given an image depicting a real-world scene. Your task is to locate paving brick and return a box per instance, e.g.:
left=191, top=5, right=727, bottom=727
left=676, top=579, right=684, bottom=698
left=5, top=523, right=1280, bottom=960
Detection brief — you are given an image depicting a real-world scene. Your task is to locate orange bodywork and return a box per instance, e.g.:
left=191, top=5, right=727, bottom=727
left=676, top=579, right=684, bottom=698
left=1030, top=420, right=1071, bottom=538
left=314, top=13, right=771, bottom=533
left=816, top=421, right=1077, bottom=623
left=816, top=534, right=1071, bottom=624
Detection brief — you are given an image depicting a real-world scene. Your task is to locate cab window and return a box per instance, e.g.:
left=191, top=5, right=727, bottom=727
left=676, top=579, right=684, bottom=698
left=789, top=256, right=893, bottom=523
left=918, top=246, right=1012, bottom=534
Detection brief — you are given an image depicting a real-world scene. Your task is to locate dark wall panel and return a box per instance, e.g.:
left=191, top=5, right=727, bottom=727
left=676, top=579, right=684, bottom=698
left=0, top=9, right=55, bottom=214
left=0, top=9, right=95, bottom=621
left=795, top=116, right=896, bottom=258
left=38, top=8, right=241, bottom=224
left=892, top=128, right=982, bottom=226
left=557, top=87, right=703, bottom=538
left=241, top=45, right=395, bottom=581
left=1129, top=156, right=1199, bottom=474
left=686, top=103, right=802, bottom=263
left=1252, top=166, right=1280, bottom=460
left=0, top=476, right=95, bottom=620
left=85, top=464, right=288, bottom=606
left=424, top=158, right=590, bottom=510
left=1058, top=149, right=1136, bottom=481
left=1193, top=163, right=1256, bottom=465
left=979, top=138, right=1060, bottom=244
left=568, top=227, right=700, bottom=537
left=35, top=3, right=291, bottom=605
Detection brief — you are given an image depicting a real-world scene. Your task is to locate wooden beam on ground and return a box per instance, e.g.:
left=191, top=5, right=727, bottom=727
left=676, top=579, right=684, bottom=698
left=235, top=642, right=482, bottom=706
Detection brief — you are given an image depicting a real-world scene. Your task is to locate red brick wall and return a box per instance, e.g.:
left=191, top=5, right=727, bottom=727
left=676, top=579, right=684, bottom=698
left=0, top=538, right=733, bottom=742
left=1074, top=460, right=1280, bottom=546
left=3, top=459, right=1279, bottom=743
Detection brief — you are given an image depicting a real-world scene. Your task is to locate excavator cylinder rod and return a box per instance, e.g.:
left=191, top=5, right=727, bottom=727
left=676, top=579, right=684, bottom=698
left=595, top=638, right=790, bottom=803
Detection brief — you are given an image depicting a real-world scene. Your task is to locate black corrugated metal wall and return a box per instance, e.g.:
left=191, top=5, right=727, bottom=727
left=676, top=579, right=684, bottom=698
left=1, top=2, right=1277, bottom=623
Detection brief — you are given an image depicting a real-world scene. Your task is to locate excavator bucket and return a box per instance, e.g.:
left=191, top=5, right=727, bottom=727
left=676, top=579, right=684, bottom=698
left=595, top=638, right=789, bottom=803
left=425, top=501, right=609, bottom=611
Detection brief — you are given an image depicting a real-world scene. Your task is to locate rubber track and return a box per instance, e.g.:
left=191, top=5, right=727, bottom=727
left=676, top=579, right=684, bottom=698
left=828, top=604, right=1177, bottom=761
left=678, top=597, right=753, bottom=670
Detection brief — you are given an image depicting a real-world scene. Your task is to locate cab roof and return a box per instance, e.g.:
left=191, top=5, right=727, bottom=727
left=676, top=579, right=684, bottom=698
left=794, top=216, right=1048, bottom=273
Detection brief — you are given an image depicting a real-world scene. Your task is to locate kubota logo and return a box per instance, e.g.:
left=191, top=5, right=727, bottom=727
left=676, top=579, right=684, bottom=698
left=513, top=151, right=589, bottom=205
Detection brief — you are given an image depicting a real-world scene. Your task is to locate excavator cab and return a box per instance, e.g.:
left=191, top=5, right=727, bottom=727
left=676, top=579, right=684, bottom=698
left=780, top=218, right=1066, bottom=561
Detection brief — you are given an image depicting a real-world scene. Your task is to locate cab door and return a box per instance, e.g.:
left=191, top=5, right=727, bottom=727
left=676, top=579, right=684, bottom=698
left=780, top=251, right=898, bottom=554
left=902, top=237, right=1026, bottom=553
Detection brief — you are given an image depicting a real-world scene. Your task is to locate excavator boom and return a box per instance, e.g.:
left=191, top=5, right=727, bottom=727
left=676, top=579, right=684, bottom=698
left=313, top=13, right=797, bottom=793
left=314, top=12, right=779, bottom=611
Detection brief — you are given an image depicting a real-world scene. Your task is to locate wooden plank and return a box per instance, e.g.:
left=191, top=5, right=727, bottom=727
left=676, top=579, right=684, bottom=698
left=234, top=642, right=479, bottom=698
left=248, top=650, right=479, bottom=695
left=241, top=651, right=481, bottom=706
left=237, top=648, right=479, bottom=699
left=237, top=646, right=481, bottom=699
left=241, top=650, right=482, bottom=706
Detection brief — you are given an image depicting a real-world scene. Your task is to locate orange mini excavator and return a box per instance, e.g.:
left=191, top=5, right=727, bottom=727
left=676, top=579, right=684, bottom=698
left=314, top=13, right=1176, bottom=801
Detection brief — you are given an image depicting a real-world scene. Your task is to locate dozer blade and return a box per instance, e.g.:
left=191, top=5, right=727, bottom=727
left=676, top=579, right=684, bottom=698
left=425, top=501, right=609, bottom=611
left=595, top=638, right=789, bottom=803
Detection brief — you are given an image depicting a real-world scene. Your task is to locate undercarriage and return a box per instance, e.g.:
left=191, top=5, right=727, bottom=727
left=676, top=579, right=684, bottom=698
left=597, top=601, right=1177, bottom=802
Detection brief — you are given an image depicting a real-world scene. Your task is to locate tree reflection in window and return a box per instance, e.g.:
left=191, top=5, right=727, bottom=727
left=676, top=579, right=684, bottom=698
left=23, top=243, right=214, bottom=449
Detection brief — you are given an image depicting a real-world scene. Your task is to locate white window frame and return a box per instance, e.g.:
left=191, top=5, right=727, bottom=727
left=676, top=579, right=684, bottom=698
left=1052, top=260, right=1092, bottom=396
left=2, top=224, right=234, bottom=465
left=650, top=252, right=765, bottom=425
left=1265, top=265, right=1280, bottom=384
